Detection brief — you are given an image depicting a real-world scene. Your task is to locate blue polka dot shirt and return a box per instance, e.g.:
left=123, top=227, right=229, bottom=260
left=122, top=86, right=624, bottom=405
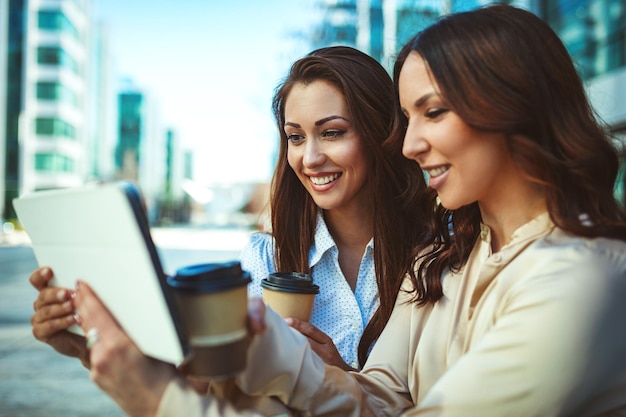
left=239, top=212, right=379, bottom=369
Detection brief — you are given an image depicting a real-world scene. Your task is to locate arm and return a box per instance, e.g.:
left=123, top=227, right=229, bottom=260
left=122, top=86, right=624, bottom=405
left=29, top=266, right=90, bottom=368
left=236, top=283, right=416, bottom=416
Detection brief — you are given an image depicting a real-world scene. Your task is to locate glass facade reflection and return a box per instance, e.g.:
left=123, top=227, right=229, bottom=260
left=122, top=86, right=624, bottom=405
left=542, top=0, right=626, bottom=80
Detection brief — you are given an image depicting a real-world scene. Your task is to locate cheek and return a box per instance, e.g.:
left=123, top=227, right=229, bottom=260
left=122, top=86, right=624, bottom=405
left=342, top=139, right=367, bottom=167
left=286, top=147, right=300, bottom=171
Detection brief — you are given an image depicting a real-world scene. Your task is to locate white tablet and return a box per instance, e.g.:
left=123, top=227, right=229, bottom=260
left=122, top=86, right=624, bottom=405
left=13, top=181, right=187, bottom=365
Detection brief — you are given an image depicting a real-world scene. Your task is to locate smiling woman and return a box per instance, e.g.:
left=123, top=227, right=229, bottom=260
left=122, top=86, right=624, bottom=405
left=284, top=80, right=369, bottom=219
left=240, top=45, right=429, bottom=371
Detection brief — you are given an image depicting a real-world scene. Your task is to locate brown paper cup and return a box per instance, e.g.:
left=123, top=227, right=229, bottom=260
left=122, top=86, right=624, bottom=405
left=167, top=262, right=251, bottom=380
left=262, top=289, right=316, bottom=321
left=260, top=272, right=319, bottom=322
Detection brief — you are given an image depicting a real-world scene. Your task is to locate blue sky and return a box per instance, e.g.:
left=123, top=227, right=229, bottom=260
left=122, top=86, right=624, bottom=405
left=93, top=0, right=319, bottom=185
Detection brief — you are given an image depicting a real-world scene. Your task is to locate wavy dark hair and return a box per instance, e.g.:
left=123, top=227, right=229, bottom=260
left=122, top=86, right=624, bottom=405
left=271, top=46, right=430, bottom=366
left=390, top=4, right=626, bottom=305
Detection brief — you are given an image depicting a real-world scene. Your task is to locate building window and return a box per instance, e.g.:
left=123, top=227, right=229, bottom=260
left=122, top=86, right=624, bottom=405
left=36, top=81, right=78, bottom=107
left=35, top=153, right=76, bottom=173
left=38, top=10, right=80, bottom=40
left=35, top=117, right=76, bottom=139
left=544, top=0, right=626, bottom=80
left=37, top=46, right=79, bottom=74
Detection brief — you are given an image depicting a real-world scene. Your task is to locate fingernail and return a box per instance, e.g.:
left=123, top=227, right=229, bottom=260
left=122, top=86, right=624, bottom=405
left=62, top=301, right=72, bottom=310
left=75, top=280, right=81, bottom=291
left=56, top=289, right=66, bottom=302
left=73, top=314, right=81, bottom=325
left=69, top=290, right=76, bottom=300
left=66, top=314, right=76, bottom=324
left=285, top=318, right=294, bottom=326
left=41, top=267, right=50, bottom=278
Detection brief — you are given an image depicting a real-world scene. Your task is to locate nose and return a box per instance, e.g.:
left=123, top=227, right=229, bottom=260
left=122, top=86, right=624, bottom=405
left=303, top=138, right=325, bottom=168
left=402, top=120, right=429, bottom=162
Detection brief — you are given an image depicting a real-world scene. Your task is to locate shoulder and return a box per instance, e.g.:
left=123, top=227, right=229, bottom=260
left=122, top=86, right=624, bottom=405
left=240, top=232, right=275, bottom=274
left=507, top=230, right=626, bottom=299
left=242, top=232, right=274, bottom=255
left=531, top=229, right=626, bottom=270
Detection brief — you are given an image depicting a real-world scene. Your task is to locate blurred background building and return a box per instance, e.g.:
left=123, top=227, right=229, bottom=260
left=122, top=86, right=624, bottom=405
left=1, top=0, right=625, bottom=232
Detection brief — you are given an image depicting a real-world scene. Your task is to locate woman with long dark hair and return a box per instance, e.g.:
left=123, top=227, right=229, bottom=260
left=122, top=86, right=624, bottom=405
left=240, top=45, right=428, bottom=370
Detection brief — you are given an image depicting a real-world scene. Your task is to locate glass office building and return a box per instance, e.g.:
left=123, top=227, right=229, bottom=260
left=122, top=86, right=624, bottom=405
left=0, top=0, right=115, bottom=219
left=542, top=0, right=626, bottom=202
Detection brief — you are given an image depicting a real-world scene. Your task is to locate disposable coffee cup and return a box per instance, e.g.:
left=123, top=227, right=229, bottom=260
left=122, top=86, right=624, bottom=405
left=166, top=261, right=251, bottom=380
left=260, top=272, right=319, bottom=321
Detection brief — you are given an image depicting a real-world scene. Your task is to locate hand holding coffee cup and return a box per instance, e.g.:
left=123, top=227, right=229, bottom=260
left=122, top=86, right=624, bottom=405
left=260, top=272, right=319, bottom=321
left=166, top=261, right=251, bottom=380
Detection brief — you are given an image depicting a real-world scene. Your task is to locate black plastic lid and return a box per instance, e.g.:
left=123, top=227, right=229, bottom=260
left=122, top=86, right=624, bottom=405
left=260, top=272, right=320, bottom=294
left=166, top=261, right=251, bottom=292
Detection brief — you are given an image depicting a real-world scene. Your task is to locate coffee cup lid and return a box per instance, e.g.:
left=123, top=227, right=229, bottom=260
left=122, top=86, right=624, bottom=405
left=167, top=261, right=251, bottom=292
left=261, top=272, right=319, bottom=294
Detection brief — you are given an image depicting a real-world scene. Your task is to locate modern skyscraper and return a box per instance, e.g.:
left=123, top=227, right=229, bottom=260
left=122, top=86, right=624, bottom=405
left=115, top=83, right=166, bottom=224
left=17, top=0, right=91, bottom=194
left=1, top=0, right=114, bottom=220
left=540, top=0, right=626, bottom=202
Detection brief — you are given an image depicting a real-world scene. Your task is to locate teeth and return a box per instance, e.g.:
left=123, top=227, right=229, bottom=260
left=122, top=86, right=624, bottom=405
left=310, top=173, right=340, bottom=185
left=427, top=166, right=449, bottom=177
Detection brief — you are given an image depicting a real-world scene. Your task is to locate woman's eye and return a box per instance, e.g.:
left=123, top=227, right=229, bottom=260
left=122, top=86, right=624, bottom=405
left=426, top=108, right=447, bottom=119
left=322, top=129, right=346, bottom=139
left=286, top=133, right=305, bottom=145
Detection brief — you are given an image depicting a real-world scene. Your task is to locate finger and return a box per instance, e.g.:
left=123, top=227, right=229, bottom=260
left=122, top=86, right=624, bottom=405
left=29, top=267, right=54, bottom=291
left=285, top=318, right=331, bottom=344
left=74, top=280, right=122, bottom=335
left=32, top=293, right=76, bottom=327
left=31, top=314, right=77, bottom=341
left=33, top=286, right=73, bottom=311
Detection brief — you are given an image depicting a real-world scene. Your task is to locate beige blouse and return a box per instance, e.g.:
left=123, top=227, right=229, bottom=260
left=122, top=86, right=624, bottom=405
left=157, top=213, right=626, bottom=417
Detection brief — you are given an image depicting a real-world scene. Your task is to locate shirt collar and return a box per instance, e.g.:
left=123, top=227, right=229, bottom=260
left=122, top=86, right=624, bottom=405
left=310, top=211, right=337, bottom=267
left=479, top=211, right=554, bottom=251
left=309, top=211, right=374, bottom=267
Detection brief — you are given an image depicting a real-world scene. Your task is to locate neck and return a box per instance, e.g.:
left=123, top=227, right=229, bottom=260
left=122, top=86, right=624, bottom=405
left=323, top=206, right=373, bottom=249
left=479, top=181, right=547, bottom=253
left=324, top=206, right=373, bottom=291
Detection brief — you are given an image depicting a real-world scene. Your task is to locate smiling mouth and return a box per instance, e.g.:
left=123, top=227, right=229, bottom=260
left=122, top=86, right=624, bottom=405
left=309, top=173, right=341, bottom=185
left=426, top=165, right=450, bottom=178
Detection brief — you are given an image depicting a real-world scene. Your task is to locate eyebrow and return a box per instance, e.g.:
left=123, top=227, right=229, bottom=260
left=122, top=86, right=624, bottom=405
left=315, top=115, right=349, bottom=126
left=413, top=92, right=437, bottom=109
left=284, top=115, right=350, bottom=129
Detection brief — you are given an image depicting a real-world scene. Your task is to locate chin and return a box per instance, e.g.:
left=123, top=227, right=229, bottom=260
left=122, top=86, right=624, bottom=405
left=437, top=196, right=462, bottom=211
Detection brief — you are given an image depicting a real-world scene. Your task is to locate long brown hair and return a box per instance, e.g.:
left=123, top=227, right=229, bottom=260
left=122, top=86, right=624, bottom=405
left=390, top=4, right=626, bottom=305
left=271, top=46, right=430, bottom=365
